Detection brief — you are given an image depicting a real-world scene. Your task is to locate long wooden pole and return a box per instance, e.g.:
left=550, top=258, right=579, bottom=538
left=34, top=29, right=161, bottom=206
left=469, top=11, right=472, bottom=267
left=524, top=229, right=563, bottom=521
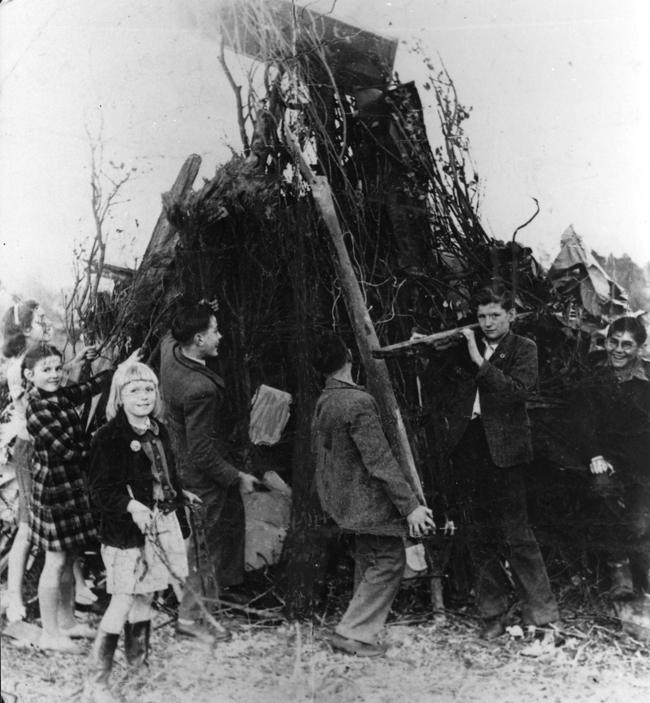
left=285, top=125, right=424, bottom=502
left=373, top=324, right=479, bottom=359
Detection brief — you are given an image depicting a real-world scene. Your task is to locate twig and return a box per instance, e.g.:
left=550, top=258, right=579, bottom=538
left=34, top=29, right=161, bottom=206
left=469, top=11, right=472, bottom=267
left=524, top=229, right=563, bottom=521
left=512, top=197, right=540, bottom=242
left=205, top=597, right=285, bottom=620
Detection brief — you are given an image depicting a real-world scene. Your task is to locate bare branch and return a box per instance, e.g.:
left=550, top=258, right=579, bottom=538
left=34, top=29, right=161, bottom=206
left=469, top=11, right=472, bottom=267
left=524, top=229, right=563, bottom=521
left=512, top=197, right=541, bottom=242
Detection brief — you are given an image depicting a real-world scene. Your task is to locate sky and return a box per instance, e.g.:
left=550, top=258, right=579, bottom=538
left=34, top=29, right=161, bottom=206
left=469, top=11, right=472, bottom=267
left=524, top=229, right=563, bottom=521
left=1, top=0, right=649, bottom=298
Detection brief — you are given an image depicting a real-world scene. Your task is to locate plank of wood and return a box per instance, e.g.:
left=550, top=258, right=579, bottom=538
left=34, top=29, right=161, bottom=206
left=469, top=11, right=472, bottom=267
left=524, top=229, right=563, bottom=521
left=373, top=324, right=479, bottom=359
left=284, top=122, right=424, bottom=502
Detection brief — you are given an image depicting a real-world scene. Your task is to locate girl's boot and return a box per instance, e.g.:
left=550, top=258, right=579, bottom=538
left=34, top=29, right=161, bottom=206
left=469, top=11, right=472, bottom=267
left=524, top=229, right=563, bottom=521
left=123, top=620, right=150, bottom=667
left=84, top=629, right=120, bottom=703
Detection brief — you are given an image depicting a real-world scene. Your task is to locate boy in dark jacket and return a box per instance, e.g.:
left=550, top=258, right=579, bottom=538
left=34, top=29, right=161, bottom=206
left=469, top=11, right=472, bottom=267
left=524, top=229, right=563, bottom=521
left=312, top=333, right=434, bottom=657
left=432, top=281, right=558, bottom=639
left=159, top=301, right=260, bottom=644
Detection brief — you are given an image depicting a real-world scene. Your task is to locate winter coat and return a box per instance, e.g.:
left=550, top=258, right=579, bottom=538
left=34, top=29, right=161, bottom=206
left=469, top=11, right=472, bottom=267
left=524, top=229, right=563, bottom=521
left=26, top=371, right=111, bottom=551
left=311, top=378, right=421, bottom=536
left=88, top=407, right=190, bottom=549
left=431, top=332, right=538, bottom=468
left=159, top=333, right=240, bottom=498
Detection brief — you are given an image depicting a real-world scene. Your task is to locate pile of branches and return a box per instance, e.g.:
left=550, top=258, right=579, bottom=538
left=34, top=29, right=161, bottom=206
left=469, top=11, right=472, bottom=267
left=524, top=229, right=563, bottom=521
left=95, top=0, right=614, bottom=612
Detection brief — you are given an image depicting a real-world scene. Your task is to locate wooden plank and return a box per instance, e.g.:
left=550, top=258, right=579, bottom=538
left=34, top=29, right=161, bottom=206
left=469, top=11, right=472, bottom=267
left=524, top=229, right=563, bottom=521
left=373, top=324, right=479, bottom=359
left=284, top=123, right=424, bottom=503
left=137, top=154, right=202, bottom=274
left=219, top=0, right=397, bottom=89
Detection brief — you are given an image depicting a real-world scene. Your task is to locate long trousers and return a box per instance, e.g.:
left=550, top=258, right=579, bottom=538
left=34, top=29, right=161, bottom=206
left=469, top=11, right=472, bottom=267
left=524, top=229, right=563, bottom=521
left=453, top=420, right=558, bottom=625
left=179, top=484, right=245, bottom=621
left=335, top=534, right=405, bottom=645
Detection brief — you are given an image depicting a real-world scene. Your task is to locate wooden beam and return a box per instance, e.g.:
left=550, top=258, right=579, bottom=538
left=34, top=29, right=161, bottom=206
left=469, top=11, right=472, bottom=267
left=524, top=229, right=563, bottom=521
left=284, top=123, right=424, bottom=503
left=373, top=324, right=479, bottom=359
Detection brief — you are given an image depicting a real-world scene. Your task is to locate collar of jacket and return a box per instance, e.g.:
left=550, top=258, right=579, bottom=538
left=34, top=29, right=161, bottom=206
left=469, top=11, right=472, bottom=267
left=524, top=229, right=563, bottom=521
left=112, top=406, right=161, bottom=442
left=478, top=330, right=514, bottom=358
left=323, top=377, right=365, bottom=391
left=171, top=341, right=225, bottom=389
left=597, top=356, right=650, bottom=383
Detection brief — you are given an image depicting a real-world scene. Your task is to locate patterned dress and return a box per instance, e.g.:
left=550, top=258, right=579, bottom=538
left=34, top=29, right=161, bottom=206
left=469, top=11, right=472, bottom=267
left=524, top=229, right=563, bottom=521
left=25, top=372, right=111, bottom=551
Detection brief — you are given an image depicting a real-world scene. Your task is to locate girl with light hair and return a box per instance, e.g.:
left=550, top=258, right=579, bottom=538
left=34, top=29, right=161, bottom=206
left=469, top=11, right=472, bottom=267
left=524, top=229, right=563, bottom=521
left=85, top=362, right=196, bottom=702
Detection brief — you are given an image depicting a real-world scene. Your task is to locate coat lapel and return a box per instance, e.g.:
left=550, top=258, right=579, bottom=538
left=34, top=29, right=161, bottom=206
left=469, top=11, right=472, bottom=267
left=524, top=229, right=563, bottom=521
left=480, top=331, right=514, bottom=370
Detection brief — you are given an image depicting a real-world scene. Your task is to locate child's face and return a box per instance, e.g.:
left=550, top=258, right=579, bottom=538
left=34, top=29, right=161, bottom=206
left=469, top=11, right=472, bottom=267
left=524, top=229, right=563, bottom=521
left=121, top=380, right=157, bottom=420
left=605, top=331, right=640, bottom=371
left=25, top=306, right=51, bottom=343
left=25, top=355, right=63, bottom=392
left=477, top=302, right=514, bottom=343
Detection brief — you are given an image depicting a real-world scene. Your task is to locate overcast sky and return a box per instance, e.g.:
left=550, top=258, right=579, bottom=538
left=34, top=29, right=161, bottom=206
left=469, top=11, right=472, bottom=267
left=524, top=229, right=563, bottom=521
left=1, top=0, right=649, bottom=296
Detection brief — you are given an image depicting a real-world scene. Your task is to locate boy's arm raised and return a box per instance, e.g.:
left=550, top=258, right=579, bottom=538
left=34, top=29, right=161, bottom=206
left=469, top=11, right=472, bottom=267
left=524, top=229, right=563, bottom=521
left=475, top=338, right=538, bottom=398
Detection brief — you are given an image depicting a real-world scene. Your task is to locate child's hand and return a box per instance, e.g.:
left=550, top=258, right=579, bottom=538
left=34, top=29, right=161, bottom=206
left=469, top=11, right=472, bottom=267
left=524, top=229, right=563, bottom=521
left=459, top=327, right=483, bottom=366
left=182, top=489, right=202, bottom=505
left=118, top=348, right=143, bottom=368
left=127, top=498, right=153, bottom=534
left=72, top=345, right=99, bottom=365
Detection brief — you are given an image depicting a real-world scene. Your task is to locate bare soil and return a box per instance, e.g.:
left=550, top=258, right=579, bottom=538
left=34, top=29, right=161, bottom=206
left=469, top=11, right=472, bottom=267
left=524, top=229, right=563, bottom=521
left=2, top=608, right=650, bottom=703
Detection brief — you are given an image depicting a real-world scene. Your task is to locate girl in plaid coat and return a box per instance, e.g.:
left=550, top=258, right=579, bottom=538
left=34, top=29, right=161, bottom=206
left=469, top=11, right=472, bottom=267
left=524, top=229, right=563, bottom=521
left=23, top=343, right=139, bottom=653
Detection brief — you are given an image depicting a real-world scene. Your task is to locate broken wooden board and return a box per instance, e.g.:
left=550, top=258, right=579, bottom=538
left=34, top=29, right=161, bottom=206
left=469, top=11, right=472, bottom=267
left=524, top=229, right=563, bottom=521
left=218, top=0, right=397, bottom=90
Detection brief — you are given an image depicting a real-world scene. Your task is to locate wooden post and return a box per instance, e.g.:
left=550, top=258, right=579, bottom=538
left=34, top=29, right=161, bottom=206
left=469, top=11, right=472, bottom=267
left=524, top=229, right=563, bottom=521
left=138, top=154, right=202, bottom=272
left=285, top=126, right=424, bottom=502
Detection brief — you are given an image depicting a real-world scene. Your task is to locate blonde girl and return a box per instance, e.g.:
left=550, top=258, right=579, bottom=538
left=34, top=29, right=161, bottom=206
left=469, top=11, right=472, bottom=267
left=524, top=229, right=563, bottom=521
left=84, top=362, right=192, bottom=702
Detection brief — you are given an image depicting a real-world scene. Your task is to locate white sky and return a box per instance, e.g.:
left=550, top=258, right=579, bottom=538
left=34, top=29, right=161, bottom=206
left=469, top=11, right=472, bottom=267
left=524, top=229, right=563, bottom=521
left=1, top=0, right=649, bottom=297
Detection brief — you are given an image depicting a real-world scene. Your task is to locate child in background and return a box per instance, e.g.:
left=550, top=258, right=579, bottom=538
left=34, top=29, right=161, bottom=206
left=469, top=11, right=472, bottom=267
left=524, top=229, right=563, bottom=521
left=84, top=362, right=192, bottom=701
left=23, top=343, right=139, bottom=653
left=1, top=300, right=47, bottom=622
left=1, top=301, right=99, bottom=622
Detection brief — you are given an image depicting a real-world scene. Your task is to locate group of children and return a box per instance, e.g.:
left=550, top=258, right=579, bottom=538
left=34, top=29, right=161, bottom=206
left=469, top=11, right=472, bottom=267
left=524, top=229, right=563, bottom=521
left=1, top=301, right=191, bottom=702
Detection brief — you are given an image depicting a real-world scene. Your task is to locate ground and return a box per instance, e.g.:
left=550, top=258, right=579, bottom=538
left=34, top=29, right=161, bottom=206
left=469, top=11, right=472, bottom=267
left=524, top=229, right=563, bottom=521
left=3, top=605, right=650, bottom=703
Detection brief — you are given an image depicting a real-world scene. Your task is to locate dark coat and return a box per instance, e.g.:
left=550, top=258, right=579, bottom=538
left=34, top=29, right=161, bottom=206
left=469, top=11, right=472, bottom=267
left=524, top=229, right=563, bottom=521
left=159, top=333, right=240, bottom=496
left=88, top=408, right=190, bottom=549
left=571, top=360, right=650, bottom=486
left=311, top=378, right=421, bottom=536
left=433, top=332, right=538, bottom=468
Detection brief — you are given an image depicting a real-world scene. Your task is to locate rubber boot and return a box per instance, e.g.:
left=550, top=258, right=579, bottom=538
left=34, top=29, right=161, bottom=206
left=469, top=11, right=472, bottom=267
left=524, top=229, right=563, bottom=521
left=123, top=620, right=150, bottom=667
left=83, top=630, right=120, bottom=703
left=608, top=562, right=635, bottom=600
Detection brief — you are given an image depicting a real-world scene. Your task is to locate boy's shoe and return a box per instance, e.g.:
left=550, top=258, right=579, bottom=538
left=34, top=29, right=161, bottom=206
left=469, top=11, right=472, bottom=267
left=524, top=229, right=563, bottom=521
left=327, top=632, right=387, bottom=657
left=479, top=617, right=506, bottom=641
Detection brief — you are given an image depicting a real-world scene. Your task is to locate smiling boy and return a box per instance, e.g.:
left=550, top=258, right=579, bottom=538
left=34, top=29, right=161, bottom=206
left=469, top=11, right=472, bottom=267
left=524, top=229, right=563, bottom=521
left=439, top=281, right=558, bottom=639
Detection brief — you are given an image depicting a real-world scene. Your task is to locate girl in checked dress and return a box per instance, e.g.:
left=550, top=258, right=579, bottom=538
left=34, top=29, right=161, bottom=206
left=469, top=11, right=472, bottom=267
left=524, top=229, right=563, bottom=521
left=84, top=362, right=193, bottom=702
left=23, top=343, right=134, bottom=652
